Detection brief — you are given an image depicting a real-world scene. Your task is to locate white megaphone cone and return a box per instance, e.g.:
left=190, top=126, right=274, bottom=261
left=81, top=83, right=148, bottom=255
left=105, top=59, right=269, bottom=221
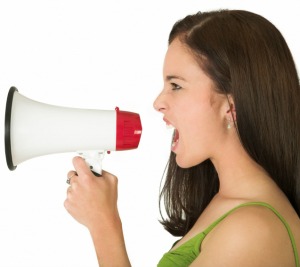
left=5, top=87, right=142, bottom=175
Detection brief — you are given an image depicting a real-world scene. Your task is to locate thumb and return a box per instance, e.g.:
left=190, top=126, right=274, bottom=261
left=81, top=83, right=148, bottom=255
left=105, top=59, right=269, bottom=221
left=72, top=156, right=92, bottom=177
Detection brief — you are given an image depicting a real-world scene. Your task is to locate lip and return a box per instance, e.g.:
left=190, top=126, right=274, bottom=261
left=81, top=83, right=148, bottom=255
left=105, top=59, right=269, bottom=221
left=163, top=117, right=171, bottom=125
left=163, top=117, right=175, bottom=127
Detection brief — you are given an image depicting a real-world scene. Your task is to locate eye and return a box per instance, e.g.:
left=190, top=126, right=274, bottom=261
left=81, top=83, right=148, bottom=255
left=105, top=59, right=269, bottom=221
left=171, top=83, right=182, bottom=91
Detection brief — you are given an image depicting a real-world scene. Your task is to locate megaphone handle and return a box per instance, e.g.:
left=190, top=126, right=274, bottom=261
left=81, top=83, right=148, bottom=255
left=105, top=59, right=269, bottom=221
left=78, top=151, right=105, bottom=177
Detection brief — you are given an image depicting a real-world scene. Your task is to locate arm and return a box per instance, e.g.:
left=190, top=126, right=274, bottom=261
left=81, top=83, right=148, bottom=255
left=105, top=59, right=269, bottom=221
left=64, top=156, right=131, bottom=267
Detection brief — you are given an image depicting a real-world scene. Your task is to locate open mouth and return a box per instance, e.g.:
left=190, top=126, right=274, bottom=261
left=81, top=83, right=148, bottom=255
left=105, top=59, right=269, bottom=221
left=165, top=120, right=179, bottom=150
left=172, top=128, right=179, bottom=148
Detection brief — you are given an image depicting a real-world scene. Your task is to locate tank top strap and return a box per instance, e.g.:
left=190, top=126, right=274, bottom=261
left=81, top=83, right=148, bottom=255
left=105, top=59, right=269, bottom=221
left=202, top=201, right=299, bottom=267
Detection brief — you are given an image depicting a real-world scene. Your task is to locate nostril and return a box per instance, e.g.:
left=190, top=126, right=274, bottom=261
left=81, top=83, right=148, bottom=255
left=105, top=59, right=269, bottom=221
left=154, top=102, right=166, bottom=112
left=153, top=101, right=164, bottom=112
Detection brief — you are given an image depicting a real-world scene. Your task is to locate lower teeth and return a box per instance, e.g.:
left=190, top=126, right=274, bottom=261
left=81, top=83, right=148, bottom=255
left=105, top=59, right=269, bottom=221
left=172, top=140, right=179, bottom=147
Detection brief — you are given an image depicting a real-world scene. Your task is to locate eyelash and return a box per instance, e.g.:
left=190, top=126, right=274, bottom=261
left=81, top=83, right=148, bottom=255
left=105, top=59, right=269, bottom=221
left=171, top=83, right=182, bottom=90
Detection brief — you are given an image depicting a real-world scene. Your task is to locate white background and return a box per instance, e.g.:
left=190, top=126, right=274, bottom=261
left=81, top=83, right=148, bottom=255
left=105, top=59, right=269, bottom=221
left=0, top=1, right=299, bottom=266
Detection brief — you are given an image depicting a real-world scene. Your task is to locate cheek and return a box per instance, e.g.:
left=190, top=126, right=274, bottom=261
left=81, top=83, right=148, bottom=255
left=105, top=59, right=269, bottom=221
left=179, top=109, right=223, bottom=163
left=176, top=122, right=206, bottom=166
left=183, top=103, right=214, bottom=133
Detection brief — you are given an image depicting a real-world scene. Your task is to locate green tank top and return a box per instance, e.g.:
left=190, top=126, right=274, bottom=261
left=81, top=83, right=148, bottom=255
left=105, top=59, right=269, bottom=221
left=157, top=202, right=299, bottom=267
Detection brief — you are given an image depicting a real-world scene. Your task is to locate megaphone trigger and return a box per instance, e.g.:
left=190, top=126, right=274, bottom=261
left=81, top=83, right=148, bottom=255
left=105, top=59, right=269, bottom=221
left=78, top=151, right=104, bottom=177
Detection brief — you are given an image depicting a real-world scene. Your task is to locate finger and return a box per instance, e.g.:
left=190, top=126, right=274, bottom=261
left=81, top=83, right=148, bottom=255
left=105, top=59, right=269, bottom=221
left=66, top=171, right=77, bottom=185
left=101, top=169, right=117, bottom=180
left=100, top=170, right=119, bottom=189
left=64, top=194, right=72, bottom=212
left=67, top=186, right=72, bottom=195
left=72, top=156, right=93, bottom=177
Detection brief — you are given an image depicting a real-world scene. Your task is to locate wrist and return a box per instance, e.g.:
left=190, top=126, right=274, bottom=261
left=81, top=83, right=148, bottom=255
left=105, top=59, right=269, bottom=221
left=88, top=215, right=131, bottom=267
left=88, top=210, right=122, bottom=235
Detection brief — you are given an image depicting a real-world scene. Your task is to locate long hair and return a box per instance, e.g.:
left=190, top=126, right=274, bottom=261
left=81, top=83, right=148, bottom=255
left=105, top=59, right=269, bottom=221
left=159, top=10, right=300, bottom=236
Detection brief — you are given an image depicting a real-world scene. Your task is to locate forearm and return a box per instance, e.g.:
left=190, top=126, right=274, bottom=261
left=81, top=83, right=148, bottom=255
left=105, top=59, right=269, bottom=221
left=89, top=215, right=131, bottom=267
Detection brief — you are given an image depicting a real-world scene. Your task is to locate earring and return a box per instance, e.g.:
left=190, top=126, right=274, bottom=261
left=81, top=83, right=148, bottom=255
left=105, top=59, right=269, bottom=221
left=227, top=120, right=231, bottom=129
left=226, top=117, right=232, bottom=129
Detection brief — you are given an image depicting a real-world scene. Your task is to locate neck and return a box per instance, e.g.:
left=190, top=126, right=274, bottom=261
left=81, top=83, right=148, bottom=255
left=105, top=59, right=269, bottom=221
left=210, top=136, right=275, bottom=200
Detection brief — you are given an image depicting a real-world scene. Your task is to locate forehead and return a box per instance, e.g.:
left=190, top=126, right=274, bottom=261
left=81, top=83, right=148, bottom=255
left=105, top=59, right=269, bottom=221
left=165, top=38, right=195, bottom=62
left=163, top=38, right=207, bottom=82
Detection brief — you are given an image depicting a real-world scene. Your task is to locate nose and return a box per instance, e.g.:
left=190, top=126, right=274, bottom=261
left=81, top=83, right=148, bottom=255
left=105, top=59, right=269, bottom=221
left=153, top=91, right=167, bottom=113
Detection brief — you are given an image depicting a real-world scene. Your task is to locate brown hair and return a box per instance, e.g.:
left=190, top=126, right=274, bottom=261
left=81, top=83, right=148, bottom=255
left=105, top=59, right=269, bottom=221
left=159, top=10, right=300, bottom=236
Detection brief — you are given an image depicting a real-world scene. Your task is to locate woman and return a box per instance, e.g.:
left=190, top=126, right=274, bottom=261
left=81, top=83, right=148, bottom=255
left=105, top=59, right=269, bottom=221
left=64, top=10, right=300, bottom=267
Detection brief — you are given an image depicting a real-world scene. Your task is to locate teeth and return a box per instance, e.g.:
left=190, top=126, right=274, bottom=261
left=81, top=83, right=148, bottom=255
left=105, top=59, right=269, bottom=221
left=166, top=124, right=175, bottom=129
left=171, top=139, right=179, bottom=147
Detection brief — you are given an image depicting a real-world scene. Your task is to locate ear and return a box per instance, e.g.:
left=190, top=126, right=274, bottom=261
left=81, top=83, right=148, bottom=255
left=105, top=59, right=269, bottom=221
left=225, top=95, right=236, bottom=122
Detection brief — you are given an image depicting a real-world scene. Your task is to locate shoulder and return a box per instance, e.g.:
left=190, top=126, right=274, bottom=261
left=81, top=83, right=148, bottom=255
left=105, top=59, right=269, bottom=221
left=190, top=204, right=295, bottom=267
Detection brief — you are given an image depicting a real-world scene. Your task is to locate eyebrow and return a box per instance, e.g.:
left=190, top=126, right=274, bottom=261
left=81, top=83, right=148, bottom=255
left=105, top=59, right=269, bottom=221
left=165, top=75, right=186, bottom=82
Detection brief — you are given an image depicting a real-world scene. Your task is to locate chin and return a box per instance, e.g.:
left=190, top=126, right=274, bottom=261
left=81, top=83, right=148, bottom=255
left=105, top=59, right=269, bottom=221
left=175, top=155, right=205, bottom=169
left=175, top=156, right=194, bottom=169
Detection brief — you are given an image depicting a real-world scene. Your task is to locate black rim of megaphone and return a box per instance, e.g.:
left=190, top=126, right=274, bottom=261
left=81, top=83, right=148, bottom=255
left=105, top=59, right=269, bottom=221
left=5, top=87, right=17, bottom=170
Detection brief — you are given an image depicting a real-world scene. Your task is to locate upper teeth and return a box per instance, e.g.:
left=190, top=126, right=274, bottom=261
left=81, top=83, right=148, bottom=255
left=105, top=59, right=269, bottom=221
left=166, top=124, right=175, bottom=129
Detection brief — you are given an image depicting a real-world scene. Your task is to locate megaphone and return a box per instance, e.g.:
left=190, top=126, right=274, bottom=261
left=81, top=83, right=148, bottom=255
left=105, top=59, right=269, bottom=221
left=4, top=87, right=142, bottom=175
